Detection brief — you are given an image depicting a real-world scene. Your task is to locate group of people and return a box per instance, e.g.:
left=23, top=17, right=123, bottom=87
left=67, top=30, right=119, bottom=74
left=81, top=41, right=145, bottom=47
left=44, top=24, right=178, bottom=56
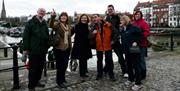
left=22, top=4, right=150, bottom=91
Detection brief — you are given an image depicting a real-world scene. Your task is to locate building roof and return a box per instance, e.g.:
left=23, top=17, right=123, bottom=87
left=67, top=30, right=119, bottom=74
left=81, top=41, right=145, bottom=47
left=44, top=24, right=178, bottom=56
left=152, top=0, right=176, bottom=5
left=134, top=1, right=152, bottom=11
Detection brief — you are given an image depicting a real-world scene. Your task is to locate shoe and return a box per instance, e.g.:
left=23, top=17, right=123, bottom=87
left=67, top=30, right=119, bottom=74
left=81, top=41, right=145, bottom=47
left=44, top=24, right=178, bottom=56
left=36, top=82, right=45, bottom=87
left=131, top=84, right=143, bottom=91
left=124, top=80, right=134, bottom=87
left=109, top=76, right=116, bottom=81
left=28, top=88, right=35, bottom=91
left=123, top=73, right=128, bottom=78
left=57, top=83, right=66, bottom=88
left=96, top=75, right=102, bottom=80
left=63, top=80, right=67, bottom=83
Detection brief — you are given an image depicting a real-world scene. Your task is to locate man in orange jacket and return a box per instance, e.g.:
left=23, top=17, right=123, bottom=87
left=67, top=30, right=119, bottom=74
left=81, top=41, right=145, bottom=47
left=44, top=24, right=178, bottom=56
left=92, top=14, right=116, bottom=81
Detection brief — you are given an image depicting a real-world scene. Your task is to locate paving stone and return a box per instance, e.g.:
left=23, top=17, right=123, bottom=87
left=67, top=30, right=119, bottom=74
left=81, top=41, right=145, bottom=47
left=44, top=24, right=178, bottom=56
left=0, top=51, right=180, bottom=91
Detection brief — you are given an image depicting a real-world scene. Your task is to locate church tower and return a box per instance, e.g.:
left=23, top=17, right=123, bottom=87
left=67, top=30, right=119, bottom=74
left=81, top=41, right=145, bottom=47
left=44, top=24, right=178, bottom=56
left=1, top=0, right=6, bottom=20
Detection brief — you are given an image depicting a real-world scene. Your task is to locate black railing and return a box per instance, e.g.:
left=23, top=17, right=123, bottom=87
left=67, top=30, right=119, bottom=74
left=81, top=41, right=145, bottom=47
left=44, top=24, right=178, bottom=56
left=0, top=45, right=20, bottom=89
left=150, top=28, right=179, bottom=51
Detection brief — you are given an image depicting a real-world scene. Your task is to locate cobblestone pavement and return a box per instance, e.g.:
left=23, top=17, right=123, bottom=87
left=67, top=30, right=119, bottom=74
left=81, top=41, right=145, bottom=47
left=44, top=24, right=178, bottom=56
left=0, top=50, right=180, bottom=91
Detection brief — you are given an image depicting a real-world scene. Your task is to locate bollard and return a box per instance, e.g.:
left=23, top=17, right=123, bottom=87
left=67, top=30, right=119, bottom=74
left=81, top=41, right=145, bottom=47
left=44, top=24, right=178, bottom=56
left=170, top=32, right=174, bottom=51
left=12, top=45, right=20, bottom=89
left=4, top=48, right=8, bottom=57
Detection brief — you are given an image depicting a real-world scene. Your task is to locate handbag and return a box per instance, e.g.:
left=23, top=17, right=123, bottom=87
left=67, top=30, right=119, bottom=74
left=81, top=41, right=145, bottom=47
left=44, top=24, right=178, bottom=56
left=69, top=59, right=78, bottom=72
left=129, top=46, right=140, bottom=53
left=48, top=30, right=60, bottom=47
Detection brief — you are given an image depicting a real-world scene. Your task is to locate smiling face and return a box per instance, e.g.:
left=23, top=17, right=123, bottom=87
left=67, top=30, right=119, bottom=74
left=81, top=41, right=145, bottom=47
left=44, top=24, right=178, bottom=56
left=107, top=6, right=114, bottom=15
left=81, top=15, right=88, bottom=24
left=120, top=15, right=131, bottom=27
left=37, top=8, right=46, bottom=19
left=95, top=16, right=102, bottom=24
left=60, top=15, right=68, bottom=23
left=120, top=18, right=126, bottom=27
left=134, top=12, right=142, bottom=20
left=59, top=12, right=68, bottom=24
left=92, top=14, right=99, bottom=24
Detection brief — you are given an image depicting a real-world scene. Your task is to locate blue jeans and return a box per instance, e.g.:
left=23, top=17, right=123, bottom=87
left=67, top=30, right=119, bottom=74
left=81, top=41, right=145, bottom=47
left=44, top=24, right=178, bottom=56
left=140, top=47, right=147, bottom=79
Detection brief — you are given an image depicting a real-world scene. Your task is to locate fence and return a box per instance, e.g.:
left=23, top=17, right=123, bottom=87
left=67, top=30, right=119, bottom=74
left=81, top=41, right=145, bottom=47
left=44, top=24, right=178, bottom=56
left=150, top=28, right=180, bottom=51
left=0, top=44, right=55, bottom=89
left=0, top=45, right=20, bottom=89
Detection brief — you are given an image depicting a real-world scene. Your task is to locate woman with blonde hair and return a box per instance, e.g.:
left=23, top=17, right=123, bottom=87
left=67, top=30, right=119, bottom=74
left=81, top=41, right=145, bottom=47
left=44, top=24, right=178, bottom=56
left=49, top=11, right=72, bottom=87
left=119, top=15, right=144, bottom=90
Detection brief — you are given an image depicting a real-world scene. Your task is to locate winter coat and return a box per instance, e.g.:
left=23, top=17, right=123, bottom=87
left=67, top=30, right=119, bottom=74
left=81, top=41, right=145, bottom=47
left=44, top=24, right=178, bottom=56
left=71, top=23, right=92, bottom=59
left=95, top=21, right=112, bottom=51
left=133, top=18, right=150, bottom=47
left=105, top=14, right=121, bottom=43
left=49, top=19, right=72, bottom=50
left=120, top=23, right=143, bottom=53
left=23, top=15, right=49, bottom=55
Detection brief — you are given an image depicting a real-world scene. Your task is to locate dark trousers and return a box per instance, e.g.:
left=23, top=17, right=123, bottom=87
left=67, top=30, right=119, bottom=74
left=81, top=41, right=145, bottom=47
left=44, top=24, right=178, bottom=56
left=140, top=47, right=147, bottom=79
left=28, top=54, right=46, bottom=89
left=54, top=48, right=70, bottom=84
left=79, top=58, right=88, bottom=76
left=126, top=53, right=142, bottom=85
left=112, top=41, right=128, bottom=74
left=97, top=50, right=114, bottom=77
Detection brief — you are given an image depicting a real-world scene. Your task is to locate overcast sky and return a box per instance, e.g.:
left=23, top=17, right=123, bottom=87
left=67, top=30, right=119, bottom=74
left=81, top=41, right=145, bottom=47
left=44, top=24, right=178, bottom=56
left=0, top=0, right=152, bottom=17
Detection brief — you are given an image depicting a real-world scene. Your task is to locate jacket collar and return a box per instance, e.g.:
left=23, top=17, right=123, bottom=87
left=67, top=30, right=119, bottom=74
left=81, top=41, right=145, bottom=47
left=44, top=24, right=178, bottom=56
left=32, top=15, right=46, bottom=25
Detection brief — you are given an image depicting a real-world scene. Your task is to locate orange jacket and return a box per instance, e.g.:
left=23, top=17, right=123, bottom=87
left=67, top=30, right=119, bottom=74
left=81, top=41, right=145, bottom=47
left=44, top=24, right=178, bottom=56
left=95, top=22, right=112, bottom=51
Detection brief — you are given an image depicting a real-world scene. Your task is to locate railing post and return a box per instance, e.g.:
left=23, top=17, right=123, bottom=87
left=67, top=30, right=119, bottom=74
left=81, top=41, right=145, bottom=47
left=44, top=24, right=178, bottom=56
left=170, top=32, right=174, bottom=51
left=4, top=48, right=8, bottom=57
left=12, top=45, right=20, bottom=89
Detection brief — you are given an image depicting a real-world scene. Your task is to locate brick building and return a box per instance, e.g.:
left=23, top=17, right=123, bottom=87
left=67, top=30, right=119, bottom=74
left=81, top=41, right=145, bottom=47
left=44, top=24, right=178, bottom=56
left=134, top=0, right=178, bottom=27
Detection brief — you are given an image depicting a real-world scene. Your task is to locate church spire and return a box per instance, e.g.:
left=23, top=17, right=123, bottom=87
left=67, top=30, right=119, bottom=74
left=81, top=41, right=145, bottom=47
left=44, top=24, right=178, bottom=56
left=1, top=0, right=6, bottom=20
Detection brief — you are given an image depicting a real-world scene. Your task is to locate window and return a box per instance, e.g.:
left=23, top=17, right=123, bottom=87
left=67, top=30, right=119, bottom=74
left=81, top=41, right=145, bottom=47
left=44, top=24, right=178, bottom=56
left=170, top=18, right=172, bottom=21
left=174, top=18, right=176, bottom=21
left=170, top=23, right=172, bottom=26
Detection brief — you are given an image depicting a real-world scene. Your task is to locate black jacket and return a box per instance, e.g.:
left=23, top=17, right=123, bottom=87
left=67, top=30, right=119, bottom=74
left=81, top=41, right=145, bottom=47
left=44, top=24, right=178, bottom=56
left=71, top=23, right=92, bottom=59
left=23, top=16, right=49, bottom=54
left=120, top=23, right=143, bottom=53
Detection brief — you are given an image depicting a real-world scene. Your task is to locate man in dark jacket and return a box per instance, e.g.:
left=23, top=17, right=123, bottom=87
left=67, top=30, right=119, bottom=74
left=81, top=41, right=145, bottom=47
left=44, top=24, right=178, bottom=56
left=23, top=8, right=49, bottom=91
left=105, top=4, right=128, bottom=77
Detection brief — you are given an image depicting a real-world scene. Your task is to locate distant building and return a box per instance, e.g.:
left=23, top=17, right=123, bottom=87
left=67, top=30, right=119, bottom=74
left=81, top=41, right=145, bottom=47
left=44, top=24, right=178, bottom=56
left=169, top=3, right=180, bottom=27
left=134, top=0, right=177, bottom=27
left=1, top=0, right=6, bottom=21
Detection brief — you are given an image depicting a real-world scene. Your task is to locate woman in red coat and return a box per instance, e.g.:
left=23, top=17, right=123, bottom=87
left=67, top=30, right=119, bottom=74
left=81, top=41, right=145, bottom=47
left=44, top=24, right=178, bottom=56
left=133, top=10, right=150, bottom=80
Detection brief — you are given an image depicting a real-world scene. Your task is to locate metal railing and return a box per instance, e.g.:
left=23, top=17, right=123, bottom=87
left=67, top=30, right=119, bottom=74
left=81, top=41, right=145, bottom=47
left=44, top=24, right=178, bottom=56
left=0, top=45, right=20, bottom=89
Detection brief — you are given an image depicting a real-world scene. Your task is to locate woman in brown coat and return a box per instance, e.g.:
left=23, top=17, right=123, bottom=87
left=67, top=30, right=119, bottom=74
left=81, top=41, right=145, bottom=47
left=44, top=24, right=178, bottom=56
left=49, top=11, right=72, bottom=87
